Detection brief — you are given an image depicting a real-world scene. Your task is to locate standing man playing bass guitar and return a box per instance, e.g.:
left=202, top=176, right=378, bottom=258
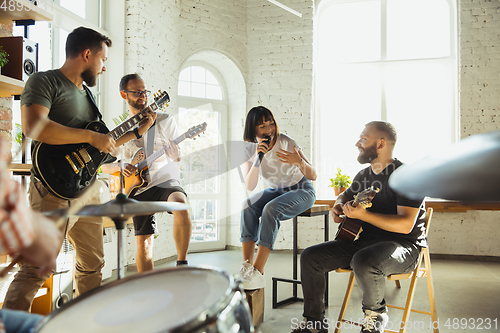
left=101, top=74, right=192, bottom=272
left=291, top=121, right=427, bottom=333
left=2, top=27, right=155, bottom=312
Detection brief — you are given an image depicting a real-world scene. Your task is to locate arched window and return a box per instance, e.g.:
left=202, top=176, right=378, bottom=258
left=177, top=63, right=227, bottom=251
left=315, top=0, right=457, bottom=198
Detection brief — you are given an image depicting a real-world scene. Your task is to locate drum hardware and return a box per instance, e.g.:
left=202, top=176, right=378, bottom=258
left=389, top=130, right=500, bottom=201
left=43, top=147, right=190, bottom=280
left=33, top=266, right=254, bottom=333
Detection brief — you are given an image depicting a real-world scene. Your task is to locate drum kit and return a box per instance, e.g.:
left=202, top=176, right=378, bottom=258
left=32, top=160, right=255, bottom=333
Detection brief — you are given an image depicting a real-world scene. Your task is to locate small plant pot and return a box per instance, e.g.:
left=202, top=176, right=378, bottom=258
left=334, top=187, right=346, bottom=196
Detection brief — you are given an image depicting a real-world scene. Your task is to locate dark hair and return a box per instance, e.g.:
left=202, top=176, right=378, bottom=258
left=66, top=26, right=112, bottom=59
left=119, top=73, right=143, bottom=91
left=243, top=106, right=280, bottom=142
left=365, top=121, right=397, bottom=143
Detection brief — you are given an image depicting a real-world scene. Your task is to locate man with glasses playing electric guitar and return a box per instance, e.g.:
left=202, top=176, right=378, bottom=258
left=101, top=74, right=192, bottom=272
left=291, top=121, right=427, bottom=333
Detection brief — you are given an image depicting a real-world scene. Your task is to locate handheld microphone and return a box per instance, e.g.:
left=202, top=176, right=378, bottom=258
left=258, top=135, right=272, bottom=162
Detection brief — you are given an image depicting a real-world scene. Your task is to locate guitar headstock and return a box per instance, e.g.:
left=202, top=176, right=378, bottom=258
left=153, top=90, right=170, bottom=110
left=353, top=186, right=380, bottom=209
left=185, top=122, right=208, bottom=140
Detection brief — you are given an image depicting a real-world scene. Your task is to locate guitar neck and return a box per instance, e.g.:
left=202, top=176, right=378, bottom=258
left=108, top=104, right=159, bottom=141
left=137, top=132, right=188, bottom=170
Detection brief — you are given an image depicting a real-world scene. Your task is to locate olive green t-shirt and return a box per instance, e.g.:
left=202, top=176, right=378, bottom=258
left=21, top=69, right=98, bottom=129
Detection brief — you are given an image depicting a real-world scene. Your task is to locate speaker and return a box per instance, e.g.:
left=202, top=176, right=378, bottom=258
left=0, top=36, right=38, bottom=81
left=52, top=251, right=75, bottom=310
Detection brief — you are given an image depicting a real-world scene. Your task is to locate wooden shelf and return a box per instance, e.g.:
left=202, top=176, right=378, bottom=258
left=0, top=0, right=53, bottom=24
left=0, top=74, right=24, bottom=97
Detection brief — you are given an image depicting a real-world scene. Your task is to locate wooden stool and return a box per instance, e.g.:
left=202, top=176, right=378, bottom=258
left=245, top=288, right=264, bottom=328
left=272, top=204, right=330, bottom=308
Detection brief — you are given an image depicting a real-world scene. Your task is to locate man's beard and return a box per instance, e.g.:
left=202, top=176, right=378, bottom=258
left=81, top=68, right=98, bottom=87
left=357, top=142, right=378, bottom=164
left=128, top=98, right=146, bottom=111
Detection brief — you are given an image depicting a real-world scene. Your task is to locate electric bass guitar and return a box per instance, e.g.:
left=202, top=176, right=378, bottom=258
left=335, top=186, right=379, bottom=243
left=32, top=91, right=170, bottom=200
left=110, top=122, right=207, bottom=198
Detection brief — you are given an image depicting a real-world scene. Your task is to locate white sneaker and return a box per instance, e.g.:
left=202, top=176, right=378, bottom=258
left=241, top=268, right=266, bottom=290
left=235, top=260, right=253, bottom=279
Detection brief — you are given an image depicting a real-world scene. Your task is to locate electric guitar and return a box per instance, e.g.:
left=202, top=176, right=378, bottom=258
left=335, top=186, right=379, bottom=243
left=110, top=122, right=208, bottom=198
left=32, top=91, right=170, bottom=200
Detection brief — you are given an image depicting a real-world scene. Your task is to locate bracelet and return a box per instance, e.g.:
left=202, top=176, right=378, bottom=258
left=133, top=128, right=142, bottom=139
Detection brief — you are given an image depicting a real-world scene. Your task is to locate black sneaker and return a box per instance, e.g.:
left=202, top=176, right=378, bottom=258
left=360, top=310, right=389, bottom=333
left=291, top=318, right=328, bottom=333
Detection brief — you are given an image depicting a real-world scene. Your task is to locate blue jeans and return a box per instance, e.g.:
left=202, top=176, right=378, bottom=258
left=0, top=309, right=43, bottom=333
left=240, top=177, right=316, bottom=250
left=300, top=237, right=420, bottom=321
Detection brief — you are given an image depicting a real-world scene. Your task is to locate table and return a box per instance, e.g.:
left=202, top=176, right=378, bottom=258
left=272, top=204, right=330, bottom=309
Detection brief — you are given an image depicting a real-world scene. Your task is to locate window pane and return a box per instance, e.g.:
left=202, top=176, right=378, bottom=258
left=191, top=66, right=205, bottom=83
left=320, top=1, right=381, bottom=63
left=385, top=60, right=455, bottom=163
left=179, top=67, right=190, bottom=81
left=387, top=0, right=450, bottom=60
left=191, top=82, right=205, bottom=98
left=206, top=84, right=222, bottom=100
left=58, top=0, right=100, bottom=26
left=178, top=81, right=191, bottom=96
left=206, top=71, right=218, bottom=85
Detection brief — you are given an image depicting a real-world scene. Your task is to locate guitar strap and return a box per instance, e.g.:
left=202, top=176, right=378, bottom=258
left=146, top=121, right=157, bottom=158
left=82, top=85, right=104, bottom=121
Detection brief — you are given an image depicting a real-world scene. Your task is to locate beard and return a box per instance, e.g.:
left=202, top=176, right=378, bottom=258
left=357, top=142, right=378, bottom=164
left=81, top=68, right=98, bottom=87
left=127, top=98, right=146, bottom=111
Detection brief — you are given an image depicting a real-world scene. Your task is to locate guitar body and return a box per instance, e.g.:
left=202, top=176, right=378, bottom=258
left=334, top=186, right=380, bottom=243
left=33, top=121, right=116, bottom=200
left=109, top=122, right=207, bottom=199
left=110, top=148, right=150, bottom=197
left=335, top=218, right=363, bottom=243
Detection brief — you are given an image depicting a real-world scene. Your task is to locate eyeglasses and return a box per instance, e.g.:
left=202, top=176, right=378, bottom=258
left=122, top=90, right=151, bottom=97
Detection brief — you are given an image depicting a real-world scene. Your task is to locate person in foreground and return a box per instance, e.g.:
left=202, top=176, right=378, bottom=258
left=0, top=137, right=62, bottom=333
left=101, top=74, right=191, bottom=272
left=292, top=121, right=426, bottom=333
left=238, top=106, right=317, bottom=290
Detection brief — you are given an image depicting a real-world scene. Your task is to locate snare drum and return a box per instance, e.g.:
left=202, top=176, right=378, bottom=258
left=34, top=266, right=254, bottom=333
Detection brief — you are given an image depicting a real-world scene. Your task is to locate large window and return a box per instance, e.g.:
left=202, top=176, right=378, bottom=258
left=316, top=0, right=457, bottom=198
left=178, top=64, right=227, bottom=251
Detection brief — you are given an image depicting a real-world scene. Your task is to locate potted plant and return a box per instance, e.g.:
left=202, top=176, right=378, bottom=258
left=0, top=46, right=9, bottom=74
left=329, top=168, right=352, bottom=196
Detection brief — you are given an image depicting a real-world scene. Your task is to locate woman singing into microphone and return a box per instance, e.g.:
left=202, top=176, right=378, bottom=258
left=238, top=106, right=317, bottom=290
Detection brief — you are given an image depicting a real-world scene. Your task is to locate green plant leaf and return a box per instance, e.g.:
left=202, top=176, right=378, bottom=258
left=328, top=168, right=352, bottom=189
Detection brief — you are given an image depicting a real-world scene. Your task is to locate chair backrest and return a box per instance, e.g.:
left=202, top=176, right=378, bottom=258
left=423, top=207, right=433, bottom=238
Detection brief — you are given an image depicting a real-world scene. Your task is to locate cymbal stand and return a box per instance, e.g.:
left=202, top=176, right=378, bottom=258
left=115, top=147, right=127, bottom=280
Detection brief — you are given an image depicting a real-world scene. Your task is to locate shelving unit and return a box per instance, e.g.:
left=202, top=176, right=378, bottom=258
left=0, top=0, right=53, bottom=97
left=0, top=0, right=53, bottom=24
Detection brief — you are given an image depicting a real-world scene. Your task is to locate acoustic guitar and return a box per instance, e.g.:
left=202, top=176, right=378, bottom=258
left=335, top=186, right=379, bottom=243
left=32, top=92, right=170, bottom=200
left=110, top=122, right=207, bottom=198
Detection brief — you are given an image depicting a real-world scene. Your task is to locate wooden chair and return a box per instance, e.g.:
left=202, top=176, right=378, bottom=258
left=334, top=208, right=438, bottom=333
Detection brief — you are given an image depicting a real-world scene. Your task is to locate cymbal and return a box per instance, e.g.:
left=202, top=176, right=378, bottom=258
left=389, top=130, right=500, bottom=201
left=43, top=195, right=190, bottom=219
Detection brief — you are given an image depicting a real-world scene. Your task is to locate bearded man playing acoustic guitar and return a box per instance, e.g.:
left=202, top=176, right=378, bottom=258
left=101, top=74, right=192, bottom=272
left=291, top=121, right=427, bottom=333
